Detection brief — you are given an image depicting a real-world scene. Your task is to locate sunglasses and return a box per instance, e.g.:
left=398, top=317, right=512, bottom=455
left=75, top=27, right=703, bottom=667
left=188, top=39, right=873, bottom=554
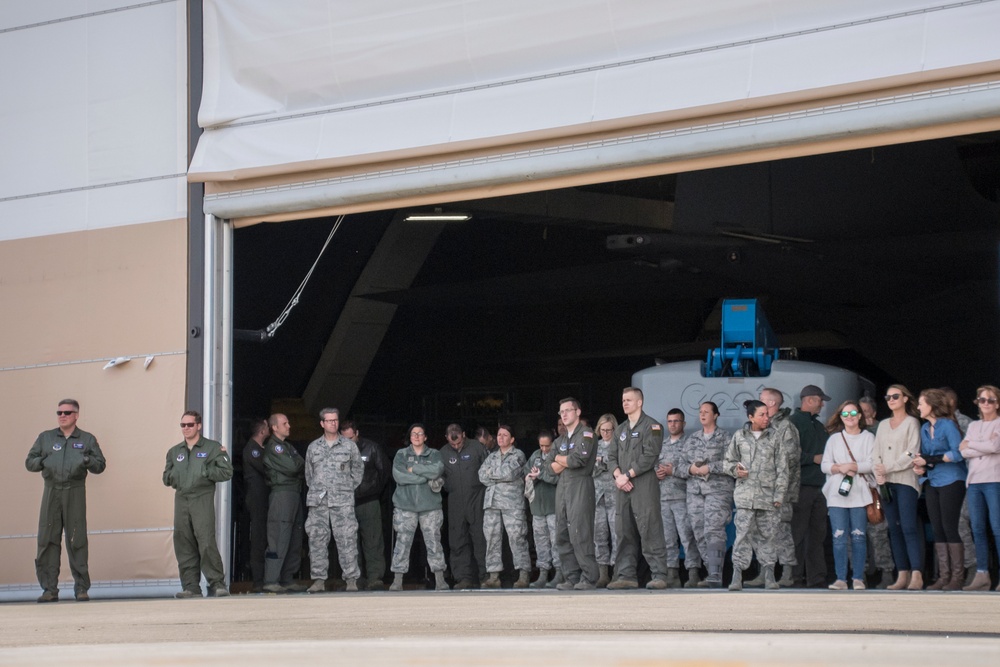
left=884, top=393, right=901, bottom=401
left=975, top=397, right=998, bottom=405
left=841, top=410, right=860, bottom=418
left=180, top=422, right=198, bottom=428
left=56, top=410, right=77, bottom=416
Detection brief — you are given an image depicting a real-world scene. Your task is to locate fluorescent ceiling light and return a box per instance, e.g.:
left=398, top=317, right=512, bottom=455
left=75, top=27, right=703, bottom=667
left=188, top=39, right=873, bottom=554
left=404, top=208, right=471, bottom=222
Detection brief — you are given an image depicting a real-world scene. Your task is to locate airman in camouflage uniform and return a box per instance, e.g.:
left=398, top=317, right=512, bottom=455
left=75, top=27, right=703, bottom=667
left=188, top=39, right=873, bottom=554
left=745, top=389, right=800, bottom=588
left=592, top=415, right=619, bottom=587
left=656, top=408, right=702, bottom=588
left=676, top=402, right=733, bottom=588
left=606, top=388, right=670, bottom=590
left=525, top=430, right=560, bottom=588
left=304, top=409, right=364, bottom=593
left=724, top=401, right=790, bottom=591
left=544, top=397, right=600, bottom=590
left=479, top=426, right=531, bottom=588
left=389, top=424, right=449, bottom=591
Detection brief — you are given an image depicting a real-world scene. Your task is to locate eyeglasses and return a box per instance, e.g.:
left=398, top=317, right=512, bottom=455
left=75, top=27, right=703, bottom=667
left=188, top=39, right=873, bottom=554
left=884, top=393, right=901, bottom=402
left=411, top=432, right=426, bottom=437
left=180, top=422, right=197, bottom=428
left=975, top=397, right=998, bottom=405
left=321, top=418, right=339, bottom=423
left=841, top=410, right=860, bottom=418
left=598, top=427, right=614, bottom=432
left=56, top=411, right=77, bottom=416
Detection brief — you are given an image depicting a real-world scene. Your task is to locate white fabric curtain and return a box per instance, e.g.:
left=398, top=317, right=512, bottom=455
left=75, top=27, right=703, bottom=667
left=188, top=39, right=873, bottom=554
left=190, top=0, right=1000, bottom=216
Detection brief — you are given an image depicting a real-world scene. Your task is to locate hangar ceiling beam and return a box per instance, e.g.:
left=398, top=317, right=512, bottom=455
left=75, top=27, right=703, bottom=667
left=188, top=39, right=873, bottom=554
left=302, top=216, right=444, bottom=416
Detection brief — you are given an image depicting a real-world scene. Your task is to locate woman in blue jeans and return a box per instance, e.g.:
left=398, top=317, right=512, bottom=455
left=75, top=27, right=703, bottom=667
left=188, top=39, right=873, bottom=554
left=959, top=385, right=1000, bottom=591
left=873, top=384, right=924, bottom=590
left=821, top=401, right=875, bottom=590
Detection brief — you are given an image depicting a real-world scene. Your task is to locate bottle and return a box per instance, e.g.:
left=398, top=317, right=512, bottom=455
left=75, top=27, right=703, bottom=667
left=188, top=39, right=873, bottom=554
left=838, top=473, right=853, bottom=496
left=878, top=481, right=893, bottom=503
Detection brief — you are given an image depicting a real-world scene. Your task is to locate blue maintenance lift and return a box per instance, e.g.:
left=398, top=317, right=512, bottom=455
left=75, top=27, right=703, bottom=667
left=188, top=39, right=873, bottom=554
left=703, top=299, right=780, bottom=377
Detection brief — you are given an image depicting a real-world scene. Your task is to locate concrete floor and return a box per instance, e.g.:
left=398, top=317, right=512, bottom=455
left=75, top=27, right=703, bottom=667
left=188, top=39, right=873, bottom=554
left=1, top=589, right=999, bottom=666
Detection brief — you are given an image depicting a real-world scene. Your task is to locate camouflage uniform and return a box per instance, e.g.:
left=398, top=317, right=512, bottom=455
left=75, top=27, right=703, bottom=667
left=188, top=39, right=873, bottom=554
left=658, top=436, right=702, bottom=569
left=608, top=413, right=669, bottom=582
left=544, top=425, right=599, bottom=585
left=771, top=408, right=800, bottom=570
left=479, top=447, right=530, bottom=572
left=676, top=427, right=734, bottom=582
left=724, top=424, right=790, bottom=571
left=25, top=426, right=107, bottom=599
left=304, top=435, right=364, bottom=581
left=592, top=439, right=618, bottom=567
left=390, top=446, right=446, bottom=574
left=526, top=448, right=560, bottom=571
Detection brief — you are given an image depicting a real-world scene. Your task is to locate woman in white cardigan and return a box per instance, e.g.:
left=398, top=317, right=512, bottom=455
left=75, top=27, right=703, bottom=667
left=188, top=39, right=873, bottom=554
left=821, top=401, right=875, bottom=591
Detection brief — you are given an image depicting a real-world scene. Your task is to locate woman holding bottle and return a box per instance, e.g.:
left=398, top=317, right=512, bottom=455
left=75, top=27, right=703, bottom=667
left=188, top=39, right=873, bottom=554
left=821, top=401, right=874, bottom=591
left=872, top=385, right=924, bottom=590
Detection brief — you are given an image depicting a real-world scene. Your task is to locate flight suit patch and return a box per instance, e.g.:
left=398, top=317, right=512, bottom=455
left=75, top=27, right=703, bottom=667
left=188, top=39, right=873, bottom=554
left=176, top=453, right=185, bottom=462
left=196, top=452, right=208, bottom=458
left=274, top=445, right=284, bottom=454
left=449, top=457, right=457, bottom=464
left=52, top=444, right=62, bottom=451
left=251, top=449, right=261, bottom=458
left=72, top=442, right=84, bottom=449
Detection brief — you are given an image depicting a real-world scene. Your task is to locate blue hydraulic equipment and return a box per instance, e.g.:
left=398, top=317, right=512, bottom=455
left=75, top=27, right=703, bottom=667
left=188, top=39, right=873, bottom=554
left=703, top=299, right=780, bottom=377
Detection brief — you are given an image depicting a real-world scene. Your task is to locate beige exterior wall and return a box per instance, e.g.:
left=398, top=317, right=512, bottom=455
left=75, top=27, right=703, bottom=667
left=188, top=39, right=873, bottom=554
left=0, top=219, right=188, bottom=592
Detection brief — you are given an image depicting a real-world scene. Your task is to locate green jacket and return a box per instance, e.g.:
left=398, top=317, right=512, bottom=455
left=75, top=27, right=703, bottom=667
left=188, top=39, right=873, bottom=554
left=391, top=445, right=444, bottom=513
left=789, top=409, right=827, bottom=488
left=163, top=436, right=232, bottom=498
left=26, top=427, right=106, bottom=489
left=526, top=448, right=557, bottom=516
left=263, top=435, right=304, bottom=493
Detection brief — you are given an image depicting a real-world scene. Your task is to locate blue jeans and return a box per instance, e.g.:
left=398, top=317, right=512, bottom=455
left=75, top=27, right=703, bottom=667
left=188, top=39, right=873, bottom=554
left=966, top=482, right=1000, bottom=571
left=883, top=483, right=924, bottom=572
left=829, top=506, right=867, bottom=582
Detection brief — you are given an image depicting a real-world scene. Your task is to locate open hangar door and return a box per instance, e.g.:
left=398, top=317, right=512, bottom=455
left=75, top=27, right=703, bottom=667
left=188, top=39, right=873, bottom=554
left=224, top=131, right=1000, bottom=587
left=230, top=131, right=1000, bottom=438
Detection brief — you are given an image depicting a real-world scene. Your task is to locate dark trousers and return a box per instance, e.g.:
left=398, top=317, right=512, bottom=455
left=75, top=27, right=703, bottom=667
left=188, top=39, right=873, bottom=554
left=355, top=498, right=386, bottom=582
left=173, top=492, right=226, bottom=591
left=925, top=480, right=965, bottom=544
left=448, top=497, right=486, bottom=582
left=35, top=485, right=90, bottom=595
left=792, top=485, right=828, bottom=586
left=245, top=481, right=269, bottom=586
left=614, top=484, right=668, bottom=580
left=264, top=490, right=304, bottom=585
left=884, top=482, right=924, bottom=571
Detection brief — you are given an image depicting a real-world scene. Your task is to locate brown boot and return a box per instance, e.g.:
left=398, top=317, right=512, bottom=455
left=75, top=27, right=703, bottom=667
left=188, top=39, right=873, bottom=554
left=907, top=570, right=924, bottom=590
left=595, top=564, right=610, bottom=588
left=963, top=570, right=991, bottom=591
left=945, top=544, right=965, bottom=591
left=926, top=544, right=950, bottom=590
left=887, top=570, right=910, bottom=590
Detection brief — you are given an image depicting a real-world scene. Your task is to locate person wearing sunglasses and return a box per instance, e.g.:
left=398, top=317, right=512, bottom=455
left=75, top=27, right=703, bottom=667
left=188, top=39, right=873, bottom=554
left=912, top=388, right=967, bottom=590
left=25, top=399, right=107, bottom=603
left=820, top=401, right=875, bottom=590
left=958, top=385, right=1000, bottom=591
left=163, top=410, right=233, bottom=598
left=872, top=385, right=924, bottom=590
left=592, top=413, right=620, bottom=588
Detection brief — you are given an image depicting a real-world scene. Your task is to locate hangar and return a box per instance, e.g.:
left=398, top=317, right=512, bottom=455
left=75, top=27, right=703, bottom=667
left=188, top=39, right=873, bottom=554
left=1, top=0, right=998, bottom=599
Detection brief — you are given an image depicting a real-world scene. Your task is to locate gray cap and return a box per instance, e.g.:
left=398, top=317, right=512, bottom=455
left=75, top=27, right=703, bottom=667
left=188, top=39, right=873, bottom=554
left=800, top=384, right=831, bottom=401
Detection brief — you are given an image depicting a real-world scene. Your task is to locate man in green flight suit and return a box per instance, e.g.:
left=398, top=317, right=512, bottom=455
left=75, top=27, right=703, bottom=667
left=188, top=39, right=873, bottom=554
left=25, top=399, right=107, bottom=603
left=163, top=410, right=234, bottom=598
